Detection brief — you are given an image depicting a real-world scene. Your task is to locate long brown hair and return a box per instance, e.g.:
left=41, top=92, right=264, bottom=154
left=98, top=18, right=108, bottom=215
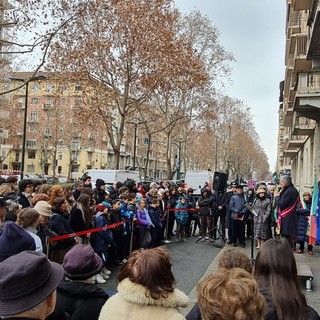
left=254, top=238, right=307, bottom=320
left=118, top=247, right=175, bottom=300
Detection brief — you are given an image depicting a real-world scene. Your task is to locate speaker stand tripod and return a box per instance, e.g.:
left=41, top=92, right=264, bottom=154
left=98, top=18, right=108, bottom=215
left=196, top=222, right=227, bottom=245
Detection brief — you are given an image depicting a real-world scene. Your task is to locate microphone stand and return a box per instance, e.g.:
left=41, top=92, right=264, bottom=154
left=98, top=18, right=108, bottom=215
left=245, top=204, right=257, bottom=263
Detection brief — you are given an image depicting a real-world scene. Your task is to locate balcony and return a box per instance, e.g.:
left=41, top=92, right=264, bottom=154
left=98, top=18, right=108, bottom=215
left=283, top=148, right=300, bottom=158
left=292, top=114, right=316, bottom=135
left=86, top=160, right=94, bottom=166
left=42, top=104, right=52, bottom=110
left=12, top=144, right=21, bottom=150
left=307, top=6, right=320, bottom=59
left=27, top=118, right=39, bottom=123
left=294, top=72, right=320, bottom=120
left=283, top=102, right=294, bottom=127
left=293, top=36, right=311, bottom=73
left=293, top=0, right=312, bottom=10
left=287, top=135, right=308, bottom=149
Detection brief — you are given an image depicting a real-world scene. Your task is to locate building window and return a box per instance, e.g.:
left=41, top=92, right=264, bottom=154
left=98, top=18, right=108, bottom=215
left=58, top=166, right=62, bottom=174
left=31, top=98, right=39, bottom=104
left=58, top=139, right=64, bottom=146
left=74, top=98, right=82, bottom=107
left=18, top=96, right=24, bottom=109
left=59, top=85, right=67, bottom=93
left=0, top=111, right=9, bottom=120
left=29, top=124, right=36, bottom=132
left=26, top=140, right=36, bottom=148
left=28, top=152, right=36, bottom=159
left=30, top=111, right=38, bottom=121
left=58, top=154, right=63, bottom=160
left=15, top=152, right=20, bottom=162
left=61, top=97, right=66, bottom=105
left=27, top=165, right=35, bottom=172
left=74, top=84, right=82, bottom=91
left=32, top=83, right=40, bottom=92
left=46, top=84, right=54, bottom=92
left=4, top=83, right=11, bottom=91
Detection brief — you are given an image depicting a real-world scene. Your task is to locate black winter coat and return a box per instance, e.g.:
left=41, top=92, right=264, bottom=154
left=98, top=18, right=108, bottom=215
left=275, top=184, right=299, bottom=236
left=47, top=280, right=109, bottom=320
left=213, top=191, right=227, bottom=216
left=198, top=188, right=216, bottom=216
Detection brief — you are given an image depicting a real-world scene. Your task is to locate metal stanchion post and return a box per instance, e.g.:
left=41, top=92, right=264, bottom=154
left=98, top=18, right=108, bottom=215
left=162, top=209, right=172, bottom=244
left=46, top=236, right=50, bottom=258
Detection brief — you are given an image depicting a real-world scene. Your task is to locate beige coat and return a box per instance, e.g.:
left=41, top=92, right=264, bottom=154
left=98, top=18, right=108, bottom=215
left=98, top=278, right=189, bottom=320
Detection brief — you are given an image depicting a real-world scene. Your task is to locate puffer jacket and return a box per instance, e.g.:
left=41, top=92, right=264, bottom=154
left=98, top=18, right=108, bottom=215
left=296, top=199, right=311, bottom=243
left=48, top=280, right=109, bottom=320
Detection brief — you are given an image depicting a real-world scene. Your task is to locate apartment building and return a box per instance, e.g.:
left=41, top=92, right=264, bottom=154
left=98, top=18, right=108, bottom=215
left=278, top=0, right=320, bottom=193
left=0, top=72, right=167, bottom=180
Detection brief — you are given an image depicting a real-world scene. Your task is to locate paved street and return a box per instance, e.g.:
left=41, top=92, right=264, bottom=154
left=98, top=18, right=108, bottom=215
left=99, top=238, right=320, bottom=317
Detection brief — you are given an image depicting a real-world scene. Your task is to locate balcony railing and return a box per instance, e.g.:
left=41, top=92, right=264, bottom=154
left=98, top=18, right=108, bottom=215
left=297, top=72, right=320, bottom=95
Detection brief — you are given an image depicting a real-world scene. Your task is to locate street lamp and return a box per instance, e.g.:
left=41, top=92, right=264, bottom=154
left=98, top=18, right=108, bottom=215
left=10, top=76, right=46, bottom=180
left=172, top=140, right=186, bottom=180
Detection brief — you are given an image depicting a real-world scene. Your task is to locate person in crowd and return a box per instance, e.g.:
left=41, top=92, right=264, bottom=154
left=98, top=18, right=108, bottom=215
left=174, top=196, right=189, bottom=242
left=92, top=203, right=113, bottom=284
left=34, top=200, right=56, bottom=255
left=197, top=268, right=265, bottom=320
left=63, top=184, right=75, bottom=212
left=253, top=186, right=271, bottom=249
left=198, top=186, right=216, bottom=242
left=254, top=238, right=320, bottom=320
left=184, top=188, right=198, bottom=237
left=47, top=244, right=109, bottom=320
left=267, top=185, right=277, bottom=239
left=3, top=191, right=21, bottom=222
left=17, top=178, right=34, bottom=208
left=186, top=247, right=253, bottom=320
left=94, top=179, right=107, bottom=204
left=49, top=197, right=76, bottom=264
left=81, top=186, right=96, bottom=210
left=31, top=193, right=50, bottom=206
left=274, top=175, right=300, bottom=248
left=48, top=185, right=64, bottom=206
left=36, top=183, right=52, bottom=195
left=33, top=179, right=44, bottom=194
left=167, top=186, right=178, bottom=238
left=73, top=180, right=84, bottom=201
left=245, top=187, right=255, bottom=239
left=212, top=188, right=227, bottom=240
left=6, top=175, right=18, bottom=191
left=177, top=186, right=185, bottom=198
left=148, top=198, right=162, bottom=248
left=0, top=250, right=64, bottom=320
left=135, top=198, right=153, bottom=248
left=70, top=193, right=94, bottom=245
left=83, top=175, right=93, bottom=189
left=16, top=207, right=43, bottom=252
left=225, top=181, right=237, bottom=244
left=0, top=221, right=36, bottom=261
left=98, top=246, right=189, bottom=320
left=229, top=185, right=248, bottom=247
left=296, top=191, right=314, bottom=255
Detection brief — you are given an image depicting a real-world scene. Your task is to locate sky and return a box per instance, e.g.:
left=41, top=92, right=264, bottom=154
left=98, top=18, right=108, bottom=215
left=175, top=0, right=286, bottom=171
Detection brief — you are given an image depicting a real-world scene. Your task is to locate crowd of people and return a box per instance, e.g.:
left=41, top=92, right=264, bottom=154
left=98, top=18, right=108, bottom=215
left=0, top=173, right=319, bottom=319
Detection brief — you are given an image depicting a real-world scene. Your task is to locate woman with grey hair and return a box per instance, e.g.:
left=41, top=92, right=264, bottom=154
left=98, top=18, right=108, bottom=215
left=274, top=175, right=299, bottom=248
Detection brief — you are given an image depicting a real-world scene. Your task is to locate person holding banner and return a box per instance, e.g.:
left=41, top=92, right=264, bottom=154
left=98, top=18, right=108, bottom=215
left=274, top=175, right=299, bottom=249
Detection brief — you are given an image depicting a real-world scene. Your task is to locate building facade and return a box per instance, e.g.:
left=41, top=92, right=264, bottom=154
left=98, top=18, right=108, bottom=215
left=278, top=0, right=320, bottom=193
left=0, top=72, right=168, bottom=180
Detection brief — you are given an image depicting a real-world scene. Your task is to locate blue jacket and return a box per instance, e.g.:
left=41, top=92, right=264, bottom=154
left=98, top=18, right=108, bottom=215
left=92, top=212, right=113, bottom=252
left=229, top=193, right=248, bottom=220
left=175, top=200, right=189, bottom=225
left=296, top=200, right=311, bottom=243
left=148, top=205, right=162, bottom=228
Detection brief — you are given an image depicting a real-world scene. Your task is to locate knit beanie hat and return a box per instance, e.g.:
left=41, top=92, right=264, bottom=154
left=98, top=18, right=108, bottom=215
left=0, top=222, right=36, bottom=262
left=63, top=244, right=103, bottom=280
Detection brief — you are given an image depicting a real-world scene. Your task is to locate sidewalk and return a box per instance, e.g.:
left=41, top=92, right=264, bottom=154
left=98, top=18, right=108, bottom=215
left=181, top=242, right=320, bottom=317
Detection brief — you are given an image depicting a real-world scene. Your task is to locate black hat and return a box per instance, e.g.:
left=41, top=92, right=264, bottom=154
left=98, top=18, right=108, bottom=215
left=95, top=178, right=106, bottom=188
left=230, top=182, right=237, bottom=187
left=236, top=185, right=244, bottom=189
left=63, top=244, right=103, bottom=280
left=0, top=222, right=36, bottom=262
left=0, top=251, right=64, bottom=316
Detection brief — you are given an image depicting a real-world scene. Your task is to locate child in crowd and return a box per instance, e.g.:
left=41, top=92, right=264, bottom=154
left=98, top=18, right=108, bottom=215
left=148, top=198, right=162, bottom=248
left=91, top=203, right=113, bottom=284
left=175, top=196, right=189, bottom=242
left=135, top=198, right=153, bottom=248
